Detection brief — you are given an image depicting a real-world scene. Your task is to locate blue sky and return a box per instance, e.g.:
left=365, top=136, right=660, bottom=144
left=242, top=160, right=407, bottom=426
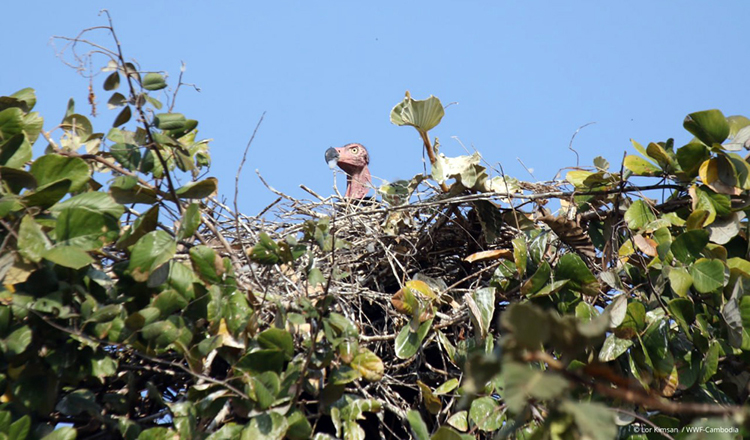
left=4, top=2, right=750, bottom=215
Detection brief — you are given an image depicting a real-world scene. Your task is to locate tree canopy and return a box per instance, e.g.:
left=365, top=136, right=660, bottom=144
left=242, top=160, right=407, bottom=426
left=0, top=17, right=749, bottom=440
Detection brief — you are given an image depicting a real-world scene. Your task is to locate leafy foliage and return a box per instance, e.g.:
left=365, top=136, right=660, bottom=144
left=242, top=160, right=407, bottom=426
left=0, top=19, right=749, bottom=440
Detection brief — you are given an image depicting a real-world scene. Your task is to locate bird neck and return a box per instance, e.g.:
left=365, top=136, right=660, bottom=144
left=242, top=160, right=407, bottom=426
left=346, top=165, right=371, bottom=199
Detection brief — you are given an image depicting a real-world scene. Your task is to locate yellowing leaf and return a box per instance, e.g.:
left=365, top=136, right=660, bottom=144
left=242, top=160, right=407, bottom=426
left=464, top=249, right=513, bottom=263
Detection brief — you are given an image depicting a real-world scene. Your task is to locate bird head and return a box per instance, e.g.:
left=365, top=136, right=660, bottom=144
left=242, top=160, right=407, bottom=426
left=324, top=143, right=371, bottom=199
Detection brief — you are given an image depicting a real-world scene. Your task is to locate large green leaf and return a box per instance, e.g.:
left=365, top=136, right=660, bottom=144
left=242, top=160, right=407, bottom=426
left=177, top=202, right=201, bottom=240
left=18, top=215, right=51, bottom=262
left=44, top=245, right=94, bottom=269
left=390, top=93, right=444, bottom=134
left=623, top=155, right=661, bottom=176
left=0, top=88, right=36, bottom=112
left=189, top=245, right=223, bottom=284
left=598, top=333, right=633, bottom=362
left=116, top=205, right=159, bottom=249
left=676, top=142, right=710, bottom=177
left=143, top=73, right=168, bottom=91
left=128, top=231, right=176, bottom=282
left=55, top=205, right=119, bottom=250
left=154, top=113, right=186, bottom=130
left=624, top=200, right=656, bottom=231
left=467, top=288, right=495, bottom=339
left=50, top=191, right=124, bottom=219
left=555, top=253, right=599, bottom=296
left=684, top=109, right=729, bottom=146
left=22, top=179, right=71, bottom=209
left=689, top=258, right=725, bottom=293
left=0, top=133, right=32, bottom=169
left=468, top=396, right=504, bottom=432
left=670, top=229, right=709, bottom=264
left=175, top=177, right=218, bottom=199
left=395, top=318, right=433, bottom=359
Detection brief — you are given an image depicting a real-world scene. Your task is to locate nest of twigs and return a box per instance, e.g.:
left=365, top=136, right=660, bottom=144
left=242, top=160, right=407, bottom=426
left=197, top=181, right=570, bottom=437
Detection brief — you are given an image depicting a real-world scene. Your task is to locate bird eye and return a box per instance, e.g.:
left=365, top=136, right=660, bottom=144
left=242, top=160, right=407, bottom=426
left=350, top=147, right=359, bottom=154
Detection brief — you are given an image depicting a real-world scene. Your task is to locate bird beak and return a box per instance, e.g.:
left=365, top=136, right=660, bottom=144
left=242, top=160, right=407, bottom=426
left=325, top=147, right=339, bottom=169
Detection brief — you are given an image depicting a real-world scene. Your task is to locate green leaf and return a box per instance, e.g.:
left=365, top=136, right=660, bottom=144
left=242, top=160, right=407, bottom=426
left=189, top=245, right=222, bottom=284
left=257, top=328, right=294, bottom=359
left=676, top=142, right=711, bottom=177
left=555, top=253, right=599, bottom=296
left=143, top=73, right=168, bottom=91
left=55, top=206, right=119, bottom=250
left=8, top=415, right=30, bottom=440
left=44, top=245, right=94, bottom=269
left=623, top=155, right=661, bottom=175
left=177, top=203, right=201, bottom=240
left=598, top=333, right=633, bottom=362
left=4, top=325, right=32, bottom=357
left=689, top=259, right=725, bottom=293
left=113, top=105, right=132, bottom=127
left=18, top=215, right=51, bottom=262
left=154, top=113, right=186, bottom=130
left=235, top=349, right=284, bottom=374
left=286, top=410, right=312, bottom=440
left=642, top=319, right=673, bottom=375
left=350, top=348, right=384, bottom=381
left=727, top=153, right=750, bottom=189
left=175, top=177, right=218, bottom=199
left=22, top=179, right=71, bottom=209
left=395, top=318, right=433, bottom=359
left=128, top=231, right=176, bottom=282
left=431, top=152, right=488, bottom=189
left=56, top=389, right=101, bottom=417
left=646, top=142, right=675, bottom=170
left=468, top=396, right=504, bottom=431
left=521, top=261, right=551, bottom=296
left=40, top=427, right=77, bottom=440
left=668, top=267, right=693, bottom=297
left=107, top=92, right=127, bottom=109
left=0, top=88, right=36, bottom=112
left=700, top=341, right=720, bottom=383
left=30, top=154, right=90, bottom=193
left=50, top=191, right=124, bottom=218
left=0, top=134, right=32, bottom=169
left=406, top=410, right=430, bottom=440
left=512, top=236, right=527, bottom=276
left=110, top=143, right=141, bottom=170
left=0, top=108, right=25, bottom=143
left=684, top=109, right=729, bottom=146
left=103, top=72, right=120, bottom=91
left=670, top=229, right=709, bottom=264
left=110, top=177, right=159, bottom=205
left=624, top=200, right=656, bottom=230
left=0, top=166, right=37, bottom=194
left=467, top=287, right=495, bottom=339
left=142, top=320, right=179, bottom=346
left=250, top=233, right=282, bottom=265
left=434, top=378, right=459, bottom=395
left=390, top=93, right=444, bottom=133
left=61, top=113, right=93, bottom=137
left=668, top=298, right=695, bottom=335
left=116, top=205, right=159, bottom=249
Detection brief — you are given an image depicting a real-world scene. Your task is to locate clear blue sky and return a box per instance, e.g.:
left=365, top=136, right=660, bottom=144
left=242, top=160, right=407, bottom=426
left=4, top=2, right=750, bottom=215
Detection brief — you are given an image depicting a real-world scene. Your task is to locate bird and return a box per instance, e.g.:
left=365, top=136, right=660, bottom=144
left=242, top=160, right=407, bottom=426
left=324, top=143, right=372, bottom=199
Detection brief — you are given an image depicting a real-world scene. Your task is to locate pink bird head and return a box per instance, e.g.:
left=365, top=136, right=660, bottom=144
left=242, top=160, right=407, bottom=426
left=325, top=143, right=372, bottom=199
